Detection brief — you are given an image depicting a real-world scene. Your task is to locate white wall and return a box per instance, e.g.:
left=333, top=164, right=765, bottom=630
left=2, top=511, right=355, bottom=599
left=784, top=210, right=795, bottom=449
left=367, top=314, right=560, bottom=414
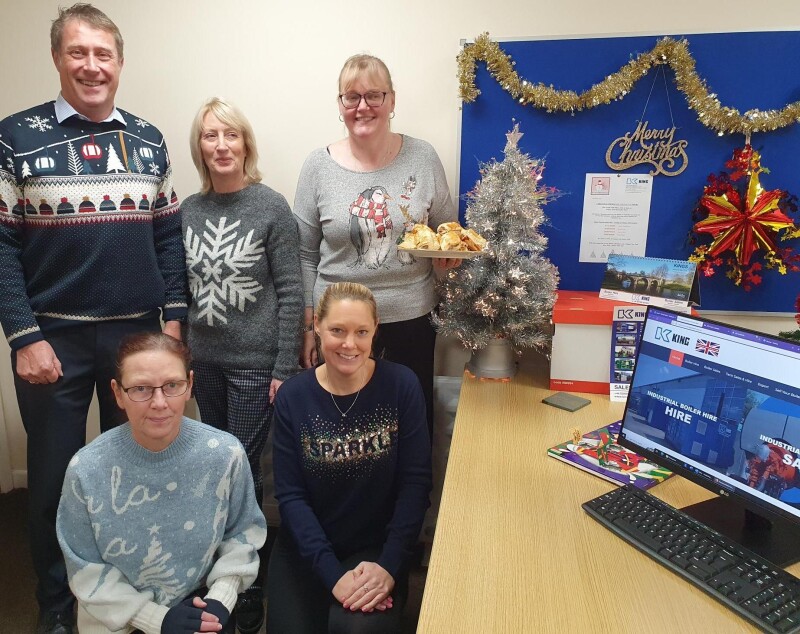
left=1, top=0, right=799, bottom=488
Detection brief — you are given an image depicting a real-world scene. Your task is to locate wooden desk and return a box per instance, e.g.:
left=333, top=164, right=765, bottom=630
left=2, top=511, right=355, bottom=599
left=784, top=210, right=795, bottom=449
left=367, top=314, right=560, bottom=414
left=418, top=366, right=800, bottom=633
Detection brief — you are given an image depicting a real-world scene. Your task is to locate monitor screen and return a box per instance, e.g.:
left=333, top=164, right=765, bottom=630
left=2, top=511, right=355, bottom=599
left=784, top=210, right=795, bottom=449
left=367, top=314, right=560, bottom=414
left=617, top=306, right=800, bottom=561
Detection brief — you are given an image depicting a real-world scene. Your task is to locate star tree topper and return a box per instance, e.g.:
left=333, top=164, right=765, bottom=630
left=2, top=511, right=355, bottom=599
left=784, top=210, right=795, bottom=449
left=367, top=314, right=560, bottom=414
left=506, top=123, right=524, bottom=148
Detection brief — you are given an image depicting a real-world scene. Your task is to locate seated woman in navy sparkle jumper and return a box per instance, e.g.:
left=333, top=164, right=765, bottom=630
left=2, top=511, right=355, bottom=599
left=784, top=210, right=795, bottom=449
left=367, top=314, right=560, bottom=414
left=268, top=281, right=432, bottom=633
left=56, top=332, right=267, bottom=634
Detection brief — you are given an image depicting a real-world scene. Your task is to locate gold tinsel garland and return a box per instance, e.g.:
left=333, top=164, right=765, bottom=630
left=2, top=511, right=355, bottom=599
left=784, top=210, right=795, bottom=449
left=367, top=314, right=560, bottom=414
left=458, top=33, right=800, bottom=136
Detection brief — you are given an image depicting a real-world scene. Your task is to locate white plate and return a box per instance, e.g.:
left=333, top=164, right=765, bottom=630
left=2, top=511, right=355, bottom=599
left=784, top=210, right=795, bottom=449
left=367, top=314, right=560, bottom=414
left=398, top=248, right=482, bottom=259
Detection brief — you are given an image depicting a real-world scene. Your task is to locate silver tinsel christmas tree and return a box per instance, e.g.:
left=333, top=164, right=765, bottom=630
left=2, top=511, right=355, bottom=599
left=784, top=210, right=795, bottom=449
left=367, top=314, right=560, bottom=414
left=436, top=124, right=559, bottom=355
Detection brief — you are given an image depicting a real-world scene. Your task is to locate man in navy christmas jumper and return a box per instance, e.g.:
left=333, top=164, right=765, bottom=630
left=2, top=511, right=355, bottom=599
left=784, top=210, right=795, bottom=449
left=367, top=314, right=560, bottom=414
left=0, top=5, right=188, bottom=633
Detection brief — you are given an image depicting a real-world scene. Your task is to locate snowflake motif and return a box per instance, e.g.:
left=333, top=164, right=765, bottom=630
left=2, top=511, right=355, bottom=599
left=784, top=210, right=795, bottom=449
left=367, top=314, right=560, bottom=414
left=5, top=157, right=14, bottom=174
left=135, top=118, right=150, bottom=128
left=25, top=116, right=53, bottom=132
left=148, top=162, right=161, bottom=176
left=184, top=218, right=265, bottom=325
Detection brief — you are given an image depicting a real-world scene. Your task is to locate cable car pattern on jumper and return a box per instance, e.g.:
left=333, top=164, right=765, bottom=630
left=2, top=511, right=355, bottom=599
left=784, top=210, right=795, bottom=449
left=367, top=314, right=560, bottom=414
left=0, top=101, right=188, bottom=349
left=0, top=103, right=177, bottom=229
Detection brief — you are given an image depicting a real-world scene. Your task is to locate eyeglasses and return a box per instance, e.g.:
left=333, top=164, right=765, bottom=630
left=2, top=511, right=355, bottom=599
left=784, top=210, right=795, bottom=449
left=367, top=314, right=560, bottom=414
left=339, top=91, right=388, bottom=109
left=121, top=380, right=189, bottom=402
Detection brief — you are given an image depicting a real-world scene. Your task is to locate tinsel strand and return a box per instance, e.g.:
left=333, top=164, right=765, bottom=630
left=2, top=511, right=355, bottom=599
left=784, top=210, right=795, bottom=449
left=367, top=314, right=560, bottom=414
left=458, top=33, right=800, bottom=135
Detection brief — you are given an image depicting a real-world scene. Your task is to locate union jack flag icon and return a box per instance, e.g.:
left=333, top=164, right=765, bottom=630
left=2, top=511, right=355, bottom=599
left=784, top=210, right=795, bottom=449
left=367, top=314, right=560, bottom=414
left=695, top=339, right=720, bottom=356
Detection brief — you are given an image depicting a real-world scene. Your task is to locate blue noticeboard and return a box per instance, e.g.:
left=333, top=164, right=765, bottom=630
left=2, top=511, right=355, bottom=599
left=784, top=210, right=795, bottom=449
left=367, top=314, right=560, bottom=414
left=458, top=32, right=800, bottom=313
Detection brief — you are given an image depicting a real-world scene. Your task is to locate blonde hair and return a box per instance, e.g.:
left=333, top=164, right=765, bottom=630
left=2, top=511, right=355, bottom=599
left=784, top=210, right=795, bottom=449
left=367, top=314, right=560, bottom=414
left=338, top=54, right=394, bottom=95
left=51, top=3, right=124, bottom=60
left=315, top=282, right=378, bottom=325
left=189, top=97, right=262, bottom=194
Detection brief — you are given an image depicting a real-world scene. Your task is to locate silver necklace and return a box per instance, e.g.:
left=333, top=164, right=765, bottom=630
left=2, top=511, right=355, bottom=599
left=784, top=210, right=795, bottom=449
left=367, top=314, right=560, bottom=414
left=330, top=389, right=360, bottom=418
left=325, top=365, right=366, bottom=417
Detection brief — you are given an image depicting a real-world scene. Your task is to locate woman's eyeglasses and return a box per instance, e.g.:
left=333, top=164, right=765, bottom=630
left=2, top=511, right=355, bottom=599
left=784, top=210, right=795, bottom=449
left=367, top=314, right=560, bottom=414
left=121, top=380, right=189, bottom=402
left=339, top=91, right=388, bottom=109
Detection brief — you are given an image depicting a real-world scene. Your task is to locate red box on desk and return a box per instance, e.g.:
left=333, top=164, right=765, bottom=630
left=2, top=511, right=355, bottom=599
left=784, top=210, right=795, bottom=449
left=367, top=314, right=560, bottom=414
left=550, top=291, right=638, bottom=394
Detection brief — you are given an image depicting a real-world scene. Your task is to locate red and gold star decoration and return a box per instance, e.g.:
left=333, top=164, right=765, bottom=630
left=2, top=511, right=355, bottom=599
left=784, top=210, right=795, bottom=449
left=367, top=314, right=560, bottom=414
left=689, top=145, right=800, bottom=290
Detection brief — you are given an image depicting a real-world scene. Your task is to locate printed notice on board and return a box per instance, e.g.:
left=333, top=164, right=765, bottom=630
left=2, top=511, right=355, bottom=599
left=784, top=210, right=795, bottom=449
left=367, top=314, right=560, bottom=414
left=579, top=173, right=653, bottom=263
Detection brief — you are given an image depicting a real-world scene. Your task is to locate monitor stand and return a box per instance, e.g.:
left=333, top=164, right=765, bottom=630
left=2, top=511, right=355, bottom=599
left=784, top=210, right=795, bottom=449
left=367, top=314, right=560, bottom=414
left=683, top=496, right=800, bottom=568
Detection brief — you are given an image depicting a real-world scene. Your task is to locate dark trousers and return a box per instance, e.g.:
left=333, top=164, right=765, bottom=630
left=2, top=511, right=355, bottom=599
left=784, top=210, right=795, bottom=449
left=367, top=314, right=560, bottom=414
left=373, top=314, right=436, bottom=437
left=191, top=361, right=274, bottom=506
left=267, top=530, right=407, bottom=634
left=192, top=361, right=274, bottom=587
left=12, top=318, right=161, bottom=613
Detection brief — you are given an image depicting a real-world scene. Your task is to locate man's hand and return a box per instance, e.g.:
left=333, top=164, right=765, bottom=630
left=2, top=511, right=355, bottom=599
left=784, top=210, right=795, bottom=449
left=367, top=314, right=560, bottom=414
left=163, top=320, right=181, bottom=340
left=16, top=340, right=62, bottom=384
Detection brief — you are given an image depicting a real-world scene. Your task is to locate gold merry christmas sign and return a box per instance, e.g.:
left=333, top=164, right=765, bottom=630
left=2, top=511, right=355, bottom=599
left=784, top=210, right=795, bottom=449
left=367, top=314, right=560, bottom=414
left=606, top=121, right=689, bottom=176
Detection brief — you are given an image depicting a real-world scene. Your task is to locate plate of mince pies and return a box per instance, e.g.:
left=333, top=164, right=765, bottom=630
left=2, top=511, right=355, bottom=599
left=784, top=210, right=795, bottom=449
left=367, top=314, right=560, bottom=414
left=397, top=222, right=487, bottom=258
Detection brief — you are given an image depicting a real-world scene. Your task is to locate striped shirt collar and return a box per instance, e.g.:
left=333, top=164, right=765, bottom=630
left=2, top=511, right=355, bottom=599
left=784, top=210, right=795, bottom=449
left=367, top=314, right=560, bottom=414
left=54, top=93, right=126, bottom=125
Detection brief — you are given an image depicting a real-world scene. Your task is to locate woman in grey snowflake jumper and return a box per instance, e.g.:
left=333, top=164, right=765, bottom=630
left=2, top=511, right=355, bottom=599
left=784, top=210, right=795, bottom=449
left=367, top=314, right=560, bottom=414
left=56, top=332, right=267, bottom=634
left=181, top=97, right=304, bottom=632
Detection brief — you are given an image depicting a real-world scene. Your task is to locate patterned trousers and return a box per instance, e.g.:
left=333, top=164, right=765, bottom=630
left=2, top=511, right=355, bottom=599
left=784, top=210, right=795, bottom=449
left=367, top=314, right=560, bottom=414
left=191, top=360, right=273, bottom=504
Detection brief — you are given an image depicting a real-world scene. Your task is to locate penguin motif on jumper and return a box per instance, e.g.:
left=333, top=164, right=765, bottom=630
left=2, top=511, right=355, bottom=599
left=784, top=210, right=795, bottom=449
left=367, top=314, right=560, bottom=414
left=349, top=186, right=393, bottom=269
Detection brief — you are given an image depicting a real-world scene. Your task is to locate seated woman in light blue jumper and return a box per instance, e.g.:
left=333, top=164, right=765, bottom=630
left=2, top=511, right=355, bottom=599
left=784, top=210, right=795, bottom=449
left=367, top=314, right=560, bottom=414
left=56, top=332, right=267, bottom=634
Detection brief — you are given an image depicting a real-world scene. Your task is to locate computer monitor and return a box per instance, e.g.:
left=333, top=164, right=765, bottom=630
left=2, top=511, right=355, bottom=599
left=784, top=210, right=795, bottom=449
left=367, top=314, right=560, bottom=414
left=617, top=306, right=800, bottom=567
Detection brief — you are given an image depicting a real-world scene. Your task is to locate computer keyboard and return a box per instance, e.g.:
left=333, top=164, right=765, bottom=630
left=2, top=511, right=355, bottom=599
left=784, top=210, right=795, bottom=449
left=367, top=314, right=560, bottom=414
left=583, top=485, right=800, bottom=634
